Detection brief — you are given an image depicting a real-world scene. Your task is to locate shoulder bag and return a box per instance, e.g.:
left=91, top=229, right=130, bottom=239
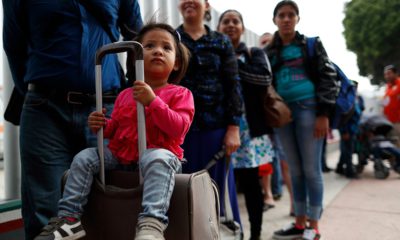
left=258, top=49, right=292, bottom=128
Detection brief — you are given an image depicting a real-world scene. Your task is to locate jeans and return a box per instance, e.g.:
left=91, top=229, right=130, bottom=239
left=276, top=98, right=324, bottom=220
left=19, top=90, right=113, bottom=239
left=59, top=147, right=181, bottom=224
left=271, top=133, right=285, bottom=196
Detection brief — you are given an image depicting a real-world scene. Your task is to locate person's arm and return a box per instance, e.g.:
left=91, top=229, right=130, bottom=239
left=3, top=0, right=29, bottom=94
left=220, top=35, right=244, bottom=126
left=313, top=37, right=339, bottom=118
left=148, top=89, right=195, bottom=139
left=220, top=35, right=244, bottom=154
left=103, top=94, right=123, bottom=138
left=119, top=0, right=143, bottom=40
left=238, top=47, right=271, bottom=86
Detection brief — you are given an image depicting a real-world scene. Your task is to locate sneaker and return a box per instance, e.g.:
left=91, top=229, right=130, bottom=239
left=273, top=223, right=304, bottom=240
left=34, top=217, right=85, bottom=240
left=302, top=227, right=321, bottom=240
left=134, top=217, right=166, bottom=240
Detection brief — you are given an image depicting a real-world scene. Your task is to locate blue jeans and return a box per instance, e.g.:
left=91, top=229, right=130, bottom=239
left=276, top=98, right=324, bottom=220
left=59, top=147, right=181, bottom=224
left=271, top=132, right=285, bottom=196
left=19, top=90, right=113, bottom=239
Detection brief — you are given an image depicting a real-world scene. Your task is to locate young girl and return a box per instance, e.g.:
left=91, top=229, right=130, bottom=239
left=34, top=22, right=194, bottom=240
left=176, top=0, right=244, bottom=231
left=265, top=1, right=338, bottom=240
left=217, top=9, right=275, bottom=240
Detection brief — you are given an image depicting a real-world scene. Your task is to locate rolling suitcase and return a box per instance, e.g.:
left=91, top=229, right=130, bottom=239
left=73, top=41, right=220, bottom=240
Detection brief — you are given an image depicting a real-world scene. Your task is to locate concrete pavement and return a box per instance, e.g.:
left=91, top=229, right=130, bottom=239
left=1, top=147, right=399, bottom=239
left=238, top=150, right=400, bottom=240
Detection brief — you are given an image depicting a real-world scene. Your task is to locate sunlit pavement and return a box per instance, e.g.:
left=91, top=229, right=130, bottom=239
left=238, top=149, right=400, bottom=240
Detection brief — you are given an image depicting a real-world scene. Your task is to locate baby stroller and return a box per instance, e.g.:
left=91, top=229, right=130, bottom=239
left=355, top=114, right=400, bottom=179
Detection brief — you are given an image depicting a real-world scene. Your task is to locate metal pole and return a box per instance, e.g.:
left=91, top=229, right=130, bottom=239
left=2, top=55, right=21, bottom=200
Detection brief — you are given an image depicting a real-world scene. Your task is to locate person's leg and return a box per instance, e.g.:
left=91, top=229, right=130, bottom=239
left=278, top=122, right=307, bottom=222
left=294, top=101, right=324, bottom=230
left=139, top=148, right=181, bottom=224
left=58, top=147, right=120, bottom=218
left=235, top=168, right=263, bottom=239
left=262, top=171, right=275, bottom=208
left=273, top=132, right=294, bottom=214
left=19, top=92, right=86, bottom=239
left=136, top=149, right=181, bottom=240
left=336, top=137, right=346, bottom=175
left=271, top=155, right=283, bottom=199
left=280, top=159, right=294, bottom=215
left=343, top=135, right=357, bottom=178
left=321, top=138, right=331, bottom=172
left=273, top=122, right=307, bottom=239
left=182, top=129, right=243, bottom=228
left=34, top=147, right=120, bottom=239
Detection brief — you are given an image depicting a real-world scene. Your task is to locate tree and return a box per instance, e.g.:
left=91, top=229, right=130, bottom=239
left=343, top=0, right=400, bottom=85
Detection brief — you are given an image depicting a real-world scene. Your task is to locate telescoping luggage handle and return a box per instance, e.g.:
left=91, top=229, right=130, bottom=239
left=95, top=41, right=146, bottom=186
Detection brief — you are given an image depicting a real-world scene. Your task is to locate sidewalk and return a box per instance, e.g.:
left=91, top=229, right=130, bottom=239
left=1, top=148, right=400, bottom=239
left=238, top=150, right=400, bottom=240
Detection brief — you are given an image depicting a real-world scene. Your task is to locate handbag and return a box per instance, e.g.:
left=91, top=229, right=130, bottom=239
left=263, top=85, right=292, bottom=128
left=243, top=47, right=291, bottom=128
left=4, top=87, right=25, bottom=126
left=258, top=49, right=292, bottom=128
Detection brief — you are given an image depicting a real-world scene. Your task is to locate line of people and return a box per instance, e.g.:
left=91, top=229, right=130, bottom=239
left=3, top=1, right=341, bottom=240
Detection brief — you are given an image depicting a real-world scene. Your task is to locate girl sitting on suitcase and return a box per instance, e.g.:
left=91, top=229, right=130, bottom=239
left=35, top=22, right=194, bottom=240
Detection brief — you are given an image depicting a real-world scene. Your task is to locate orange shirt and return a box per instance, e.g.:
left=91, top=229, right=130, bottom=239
left=383, top=77, right=400, bottom=123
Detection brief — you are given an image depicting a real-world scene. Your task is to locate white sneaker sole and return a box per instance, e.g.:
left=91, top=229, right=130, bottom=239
left=134, top=234, right=164, bottom=240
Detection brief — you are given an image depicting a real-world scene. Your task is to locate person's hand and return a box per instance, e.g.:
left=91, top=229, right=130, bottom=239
left=314, top=116, right=329, bottom=139
left=224, top=125, right=241, bottom=156
left=133, top=81, right=156, bottom=106
left=88, top=108, right=106, bottom=133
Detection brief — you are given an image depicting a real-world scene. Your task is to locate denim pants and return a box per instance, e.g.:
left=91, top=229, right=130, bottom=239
left=276, top=98, right=324, bottom=220
left=58, top=147, right=181, bottom=224
left=19, top=90, right=112, bottom=240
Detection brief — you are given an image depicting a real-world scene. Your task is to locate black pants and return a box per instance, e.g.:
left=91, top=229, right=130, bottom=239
left=235, top=167, right=263, bottom=238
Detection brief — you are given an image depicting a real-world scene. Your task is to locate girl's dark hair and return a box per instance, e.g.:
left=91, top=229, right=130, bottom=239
left=273, top=0, right=299, bottom=17
left=129, top=22, right=190, bottom=84
left=217, top=9, right=244, bottom=30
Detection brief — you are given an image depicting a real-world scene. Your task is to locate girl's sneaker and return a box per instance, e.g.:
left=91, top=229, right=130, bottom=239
left=134, top=217, right=166, bottom=240
left=272, top=223, right=304, bottom=239
left=302, top=227, right=321, bottom=240
left=34, top=217, right=85, bottom=240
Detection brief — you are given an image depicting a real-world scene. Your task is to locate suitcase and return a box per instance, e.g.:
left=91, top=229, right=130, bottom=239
left=70, top=41, right=220, bottom=240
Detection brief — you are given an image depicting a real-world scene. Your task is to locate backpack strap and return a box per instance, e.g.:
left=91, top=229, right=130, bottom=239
left=306, top=36, right=318, bottom=59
